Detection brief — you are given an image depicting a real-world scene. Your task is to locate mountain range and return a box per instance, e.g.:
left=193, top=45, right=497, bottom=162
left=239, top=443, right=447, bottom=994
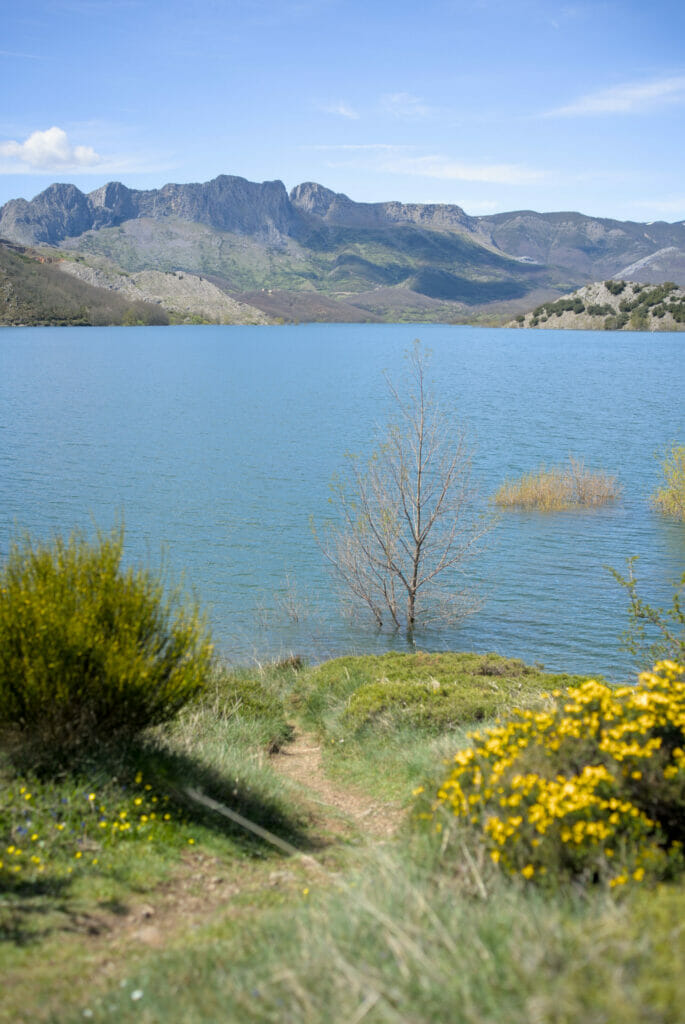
left=1, top=174, right=684, bottom=323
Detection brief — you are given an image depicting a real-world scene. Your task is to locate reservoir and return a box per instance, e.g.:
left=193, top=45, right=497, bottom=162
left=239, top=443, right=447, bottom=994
left=1, top=323, right=683, bottom=680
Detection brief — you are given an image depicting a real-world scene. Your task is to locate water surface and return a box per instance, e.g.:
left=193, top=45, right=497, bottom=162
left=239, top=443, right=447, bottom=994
left=1, top=324, right=683, bottom=680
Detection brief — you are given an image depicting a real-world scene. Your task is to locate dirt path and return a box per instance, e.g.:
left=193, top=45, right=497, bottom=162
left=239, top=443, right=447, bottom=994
left=271, top=729, right=403, bottom=841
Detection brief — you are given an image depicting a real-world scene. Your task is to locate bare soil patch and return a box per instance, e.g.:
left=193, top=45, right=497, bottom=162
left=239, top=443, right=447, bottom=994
left=271, top=729, right=403, bottom=840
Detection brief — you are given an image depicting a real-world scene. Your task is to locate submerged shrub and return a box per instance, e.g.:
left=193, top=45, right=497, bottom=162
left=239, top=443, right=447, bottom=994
left=651, top=443, right=685, bottom=521
left=0, top=527, right=213, bottom=759
left=493, top=456, right=621, bottom=511
left=426, top=661, right=685, bottom=888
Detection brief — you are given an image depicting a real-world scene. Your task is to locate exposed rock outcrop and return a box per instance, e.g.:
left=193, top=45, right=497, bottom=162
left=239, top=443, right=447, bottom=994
left=55, top=259, right=272, bottom=324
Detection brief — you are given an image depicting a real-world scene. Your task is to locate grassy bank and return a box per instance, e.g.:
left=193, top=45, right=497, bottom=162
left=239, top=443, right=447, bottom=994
left=3, top=649, right=685, bottom=1022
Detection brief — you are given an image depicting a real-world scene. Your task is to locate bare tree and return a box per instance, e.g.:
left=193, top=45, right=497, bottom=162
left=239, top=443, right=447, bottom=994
left=317, top=341, right=492, bottom=633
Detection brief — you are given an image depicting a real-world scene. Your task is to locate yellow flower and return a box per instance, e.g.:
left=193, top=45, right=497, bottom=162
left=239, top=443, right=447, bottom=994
left=521, top=865, right=535, bottom=879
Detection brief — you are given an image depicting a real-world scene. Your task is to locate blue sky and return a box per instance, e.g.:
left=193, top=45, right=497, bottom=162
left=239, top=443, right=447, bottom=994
left=1, top=0, right=684, bottom=221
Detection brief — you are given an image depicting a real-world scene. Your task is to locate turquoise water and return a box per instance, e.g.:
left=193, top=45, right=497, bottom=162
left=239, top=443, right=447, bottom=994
left=1, top=323, right=683, bottom=680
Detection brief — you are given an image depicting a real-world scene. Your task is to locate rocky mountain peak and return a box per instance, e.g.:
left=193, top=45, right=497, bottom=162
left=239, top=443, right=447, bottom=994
left=88, top=181, right=138, bottom=229
left=290, top=182, right=340, bottom=218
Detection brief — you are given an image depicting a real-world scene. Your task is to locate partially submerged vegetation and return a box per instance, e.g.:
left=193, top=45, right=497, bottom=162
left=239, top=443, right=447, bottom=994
left=652, top=443, right=685, bottom=521
left=2, top=527, right=685, bottom=1022
left=493, top=456, right=621, bottom=510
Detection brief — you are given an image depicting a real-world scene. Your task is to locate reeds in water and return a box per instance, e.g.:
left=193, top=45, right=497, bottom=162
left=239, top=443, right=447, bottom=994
left=494, top=456, right=621, bottom=510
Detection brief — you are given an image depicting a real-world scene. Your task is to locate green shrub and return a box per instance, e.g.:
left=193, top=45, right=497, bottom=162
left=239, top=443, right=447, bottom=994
left=424, top=661, right=685, bottom=889
left=652, top=443, right=685, bottom=521
left=605, top=280, right=627, bottom=295
left=0, top=528, right=213, bottom=759
left=604, top=312, right=629, bottom=330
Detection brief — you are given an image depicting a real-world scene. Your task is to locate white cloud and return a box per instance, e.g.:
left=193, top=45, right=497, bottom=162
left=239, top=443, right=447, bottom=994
left=306, top=143, right=409, bottom=152
left=376, top=153, right=545, bottom=185
left=546, top=75, right=685, bottom=116
left=0, top=49, right=45, bottom=59
left=628, top=196, right=685, bottom=218
left=319, top=101, right=360, bottom=120
left=310, top=143, right=544, bottom=186
left=462, top=199, right=501, bottom=214
left=0, top=127, right=101, bottom=171
left=380, top=92, right=435, bottom=120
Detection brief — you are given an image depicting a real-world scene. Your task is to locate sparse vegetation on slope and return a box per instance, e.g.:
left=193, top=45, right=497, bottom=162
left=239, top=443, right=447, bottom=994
left=512, top=279, right=685, bottom=331
left=0, top=241, right=169, bottom=326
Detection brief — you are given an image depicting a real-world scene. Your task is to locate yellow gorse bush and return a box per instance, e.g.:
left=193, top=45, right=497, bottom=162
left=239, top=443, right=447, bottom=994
left=429, top=661, right=685, bottom=887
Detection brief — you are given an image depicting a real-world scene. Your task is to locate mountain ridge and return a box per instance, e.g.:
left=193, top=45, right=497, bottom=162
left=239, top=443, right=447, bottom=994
left=2, top=173, right=684, bottom=322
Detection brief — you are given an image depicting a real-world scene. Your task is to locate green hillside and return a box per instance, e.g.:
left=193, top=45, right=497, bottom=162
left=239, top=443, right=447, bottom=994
left=0, top=242, right=169, bottom=326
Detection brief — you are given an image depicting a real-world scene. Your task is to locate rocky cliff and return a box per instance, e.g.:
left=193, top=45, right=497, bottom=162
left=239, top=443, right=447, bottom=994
left=0, top=175, right=306, bottom=246
left=2, top=173, right=684, bottom=322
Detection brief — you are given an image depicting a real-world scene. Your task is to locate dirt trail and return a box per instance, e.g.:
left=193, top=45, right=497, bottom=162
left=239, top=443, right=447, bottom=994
left=271, top=729, right=403, bottom=840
